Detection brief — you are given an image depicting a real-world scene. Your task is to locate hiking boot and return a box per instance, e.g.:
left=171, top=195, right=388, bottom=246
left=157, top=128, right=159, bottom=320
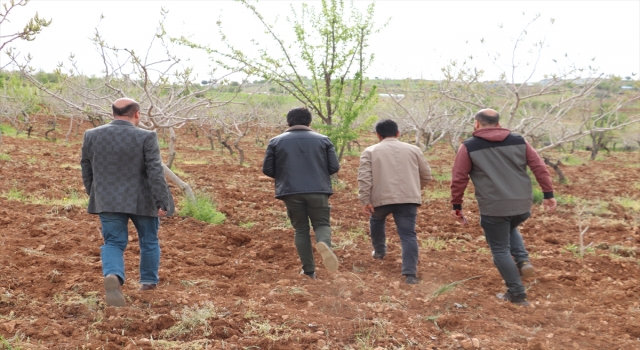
left=372, top=251, right=385, bottom=260
left=517, top=261, right=535, bottom=279
left=496, top=290, right=530, bottom=306
left=104, top=274, right=126, bottom=307
left=139, top=283, right=157, bottom=291
left=315, top=242, right=339, bottom=272
left=405, top=275, right=419, bottom=284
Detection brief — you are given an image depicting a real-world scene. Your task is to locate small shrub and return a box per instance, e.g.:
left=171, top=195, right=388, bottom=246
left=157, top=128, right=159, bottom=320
left=0, top=154, right=10, bottom=161
left=179, top=194, right=225, bottom=224
left=239, top=221, right=255, bottom=229
left=421, top=237, right=447, bottom=251
left=617, top=198, right=640, bottom=212
left=532, top=187, right=543, bottom=204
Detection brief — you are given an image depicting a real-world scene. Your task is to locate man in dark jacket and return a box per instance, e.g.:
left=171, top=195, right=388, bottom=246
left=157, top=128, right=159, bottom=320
left=262, top=107, right=340, bottom=278
left=81, top=98, right=174, bottom=307
left=450, top=109, right=557, bottom=306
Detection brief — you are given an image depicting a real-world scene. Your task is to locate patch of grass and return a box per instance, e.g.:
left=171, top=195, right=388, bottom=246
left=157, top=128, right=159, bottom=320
left=53, top=291, right=100, bottom=310
left=170, top=167, right=190, bottom=179
left=532, top=186, right=543, bottom=204
left=563, top=243, right=595, bottom=258
left=635, top=182, right=640, bottom=191
left=609, top=245, right=636, bottom=258
left=0, top=124, right=17, bottom=136
left=562, top=155, right=583, bottom=166
left=617, top=197, right=640, bottom=212
left=432, top=171, right=451, bottom=182
left=3, top=187, right=25, bottom=201
left=179, top=193, right=225, bottom=224
left=246, top=319, right=291, bottom=341
left=26, top=156, right=37, bottom=165
left=556, top=194, right=577, bottom=206
left=239, top=221, right=255, bottom=229
left=162, top=302, right=217, bottom=339
left=421, top=237, right=447, bottom=251
left=424, top=188, right=450, bottom=201
left=28, top=190, right=89, bottom=208
left=0, top=153, right=11, bottom=161
left=476, top=247, right=489, bottom=254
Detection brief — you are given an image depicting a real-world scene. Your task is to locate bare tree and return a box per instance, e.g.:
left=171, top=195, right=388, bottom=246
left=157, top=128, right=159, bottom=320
left=0, top=0, right=51, bottom=69
left=8, top=9, right=249, bottom=201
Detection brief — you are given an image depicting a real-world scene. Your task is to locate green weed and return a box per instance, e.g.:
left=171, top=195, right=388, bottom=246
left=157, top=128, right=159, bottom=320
left=431, top=276, right=481, bottom=300
left=432, top=171, right=452, bottom=182
left=4, top=187, right=25, bottom=201
left=563, top=243, right=595, bottom=258
left=178, top=193, right=225, bottom=224
left=421, top=237, right=447, bottom=251
left=0, top=154, right=11, bottom=161
left=562, top=155, right=583, bottom=166
left=239, top=221, right=255, bottom=229
left=617, top=197, right=640, bottom=212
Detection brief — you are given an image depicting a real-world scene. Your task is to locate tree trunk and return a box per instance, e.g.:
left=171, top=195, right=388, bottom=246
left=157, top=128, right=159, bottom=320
left=162, top=163, right=195, bottom=203
left=207, top=135, right=215, bottom=150
left=234, top=134, right=245, bottom=165
left=65, top=116, right=74, bottom=142
left=543, top=157, right=567, bottom=183
left=167, top=127, right=176, bottom=168
left=0, top=128, right=3, bottom=151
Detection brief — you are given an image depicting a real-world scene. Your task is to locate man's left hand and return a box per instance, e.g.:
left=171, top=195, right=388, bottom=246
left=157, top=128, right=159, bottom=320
left=362, top=204, right=374, bottom=216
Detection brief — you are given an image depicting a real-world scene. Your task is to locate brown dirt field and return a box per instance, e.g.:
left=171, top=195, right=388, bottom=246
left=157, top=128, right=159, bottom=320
left=1, top=120, right=639, bottom=349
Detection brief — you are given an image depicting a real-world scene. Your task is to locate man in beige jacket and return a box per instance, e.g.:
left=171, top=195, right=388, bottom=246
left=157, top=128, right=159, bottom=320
left=358, top=119, right=432, bottom=284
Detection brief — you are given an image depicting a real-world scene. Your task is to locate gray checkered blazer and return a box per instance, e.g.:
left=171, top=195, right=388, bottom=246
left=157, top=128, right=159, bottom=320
left=80, top=120, right=174, bottom=217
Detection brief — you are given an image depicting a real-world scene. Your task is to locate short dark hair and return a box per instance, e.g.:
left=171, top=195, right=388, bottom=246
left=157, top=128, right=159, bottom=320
left=375, top=119, right=399, bottom=138
left=474, top=109, right=499, bottom=126
left=112, top=102, right=140, bottom=118
left=287, top=107, right=312, bottom=127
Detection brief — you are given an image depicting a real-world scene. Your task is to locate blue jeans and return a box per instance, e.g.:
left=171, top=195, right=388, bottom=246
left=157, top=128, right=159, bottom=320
left=370, top=204, right=419, bottom=276
left=480, top=212, right=531, bottom=296
left=99, top=212, right=161, bottom=285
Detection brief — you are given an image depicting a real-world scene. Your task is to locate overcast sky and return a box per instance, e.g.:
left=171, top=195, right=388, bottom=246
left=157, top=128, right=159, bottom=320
left=1, top=0, right=639, bottom=82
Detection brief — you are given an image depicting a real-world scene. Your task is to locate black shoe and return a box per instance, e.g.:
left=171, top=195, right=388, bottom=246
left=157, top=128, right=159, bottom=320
left=372, top=251, right=385, bottom=260
left=517, top=261, right=535, bottom=279
left=496, top=290, right=530, bottom=306
left=405, top=275, right=419, bottom=284
left=301, top=270, right=316, bottom=279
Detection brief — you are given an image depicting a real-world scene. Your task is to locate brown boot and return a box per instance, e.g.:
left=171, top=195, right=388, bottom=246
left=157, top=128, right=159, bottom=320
left=104, top=274, right=126, bottom=307
left=139, top=283, right=157, bottom=291
left=315, top=242, right=339, bottom=272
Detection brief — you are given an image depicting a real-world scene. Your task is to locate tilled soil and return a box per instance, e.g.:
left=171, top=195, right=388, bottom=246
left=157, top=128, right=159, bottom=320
left=0, top=120, right=639, bottom=349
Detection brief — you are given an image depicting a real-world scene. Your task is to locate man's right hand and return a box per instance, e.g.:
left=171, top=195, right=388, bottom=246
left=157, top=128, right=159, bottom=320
left=362, top=204, right=374, bottom=216
left=157, top=208, right=167, bottom=217
left=543, top=198, right=557, bottom=212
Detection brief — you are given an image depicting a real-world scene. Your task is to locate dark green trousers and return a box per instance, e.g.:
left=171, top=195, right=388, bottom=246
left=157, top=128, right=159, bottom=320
left=281, top=193, right=332, bottom=273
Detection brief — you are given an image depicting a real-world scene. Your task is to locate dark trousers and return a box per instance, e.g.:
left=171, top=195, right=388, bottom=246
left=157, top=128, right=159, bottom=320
left=282, top=194, right=332, bottom=273
left=370, top=204, right=419, bottom=276
left=480, top=211, right=531, bottom=296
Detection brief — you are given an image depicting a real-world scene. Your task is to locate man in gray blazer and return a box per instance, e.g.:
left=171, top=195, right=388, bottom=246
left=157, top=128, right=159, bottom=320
left=81, top=98, right=174, bottom=307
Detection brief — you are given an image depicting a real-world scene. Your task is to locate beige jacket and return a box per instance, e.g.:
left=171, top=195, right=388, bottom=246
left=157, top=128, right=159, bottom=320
left=358, top=138, right=432, bottom=207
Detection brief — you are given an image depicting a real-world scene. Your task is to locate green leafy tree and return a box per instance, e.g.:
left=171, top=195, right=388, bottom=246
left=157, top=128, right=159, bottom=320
left=177, top=0, right=385, bottom=159
left=0, top=0, right=51, bottom=60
